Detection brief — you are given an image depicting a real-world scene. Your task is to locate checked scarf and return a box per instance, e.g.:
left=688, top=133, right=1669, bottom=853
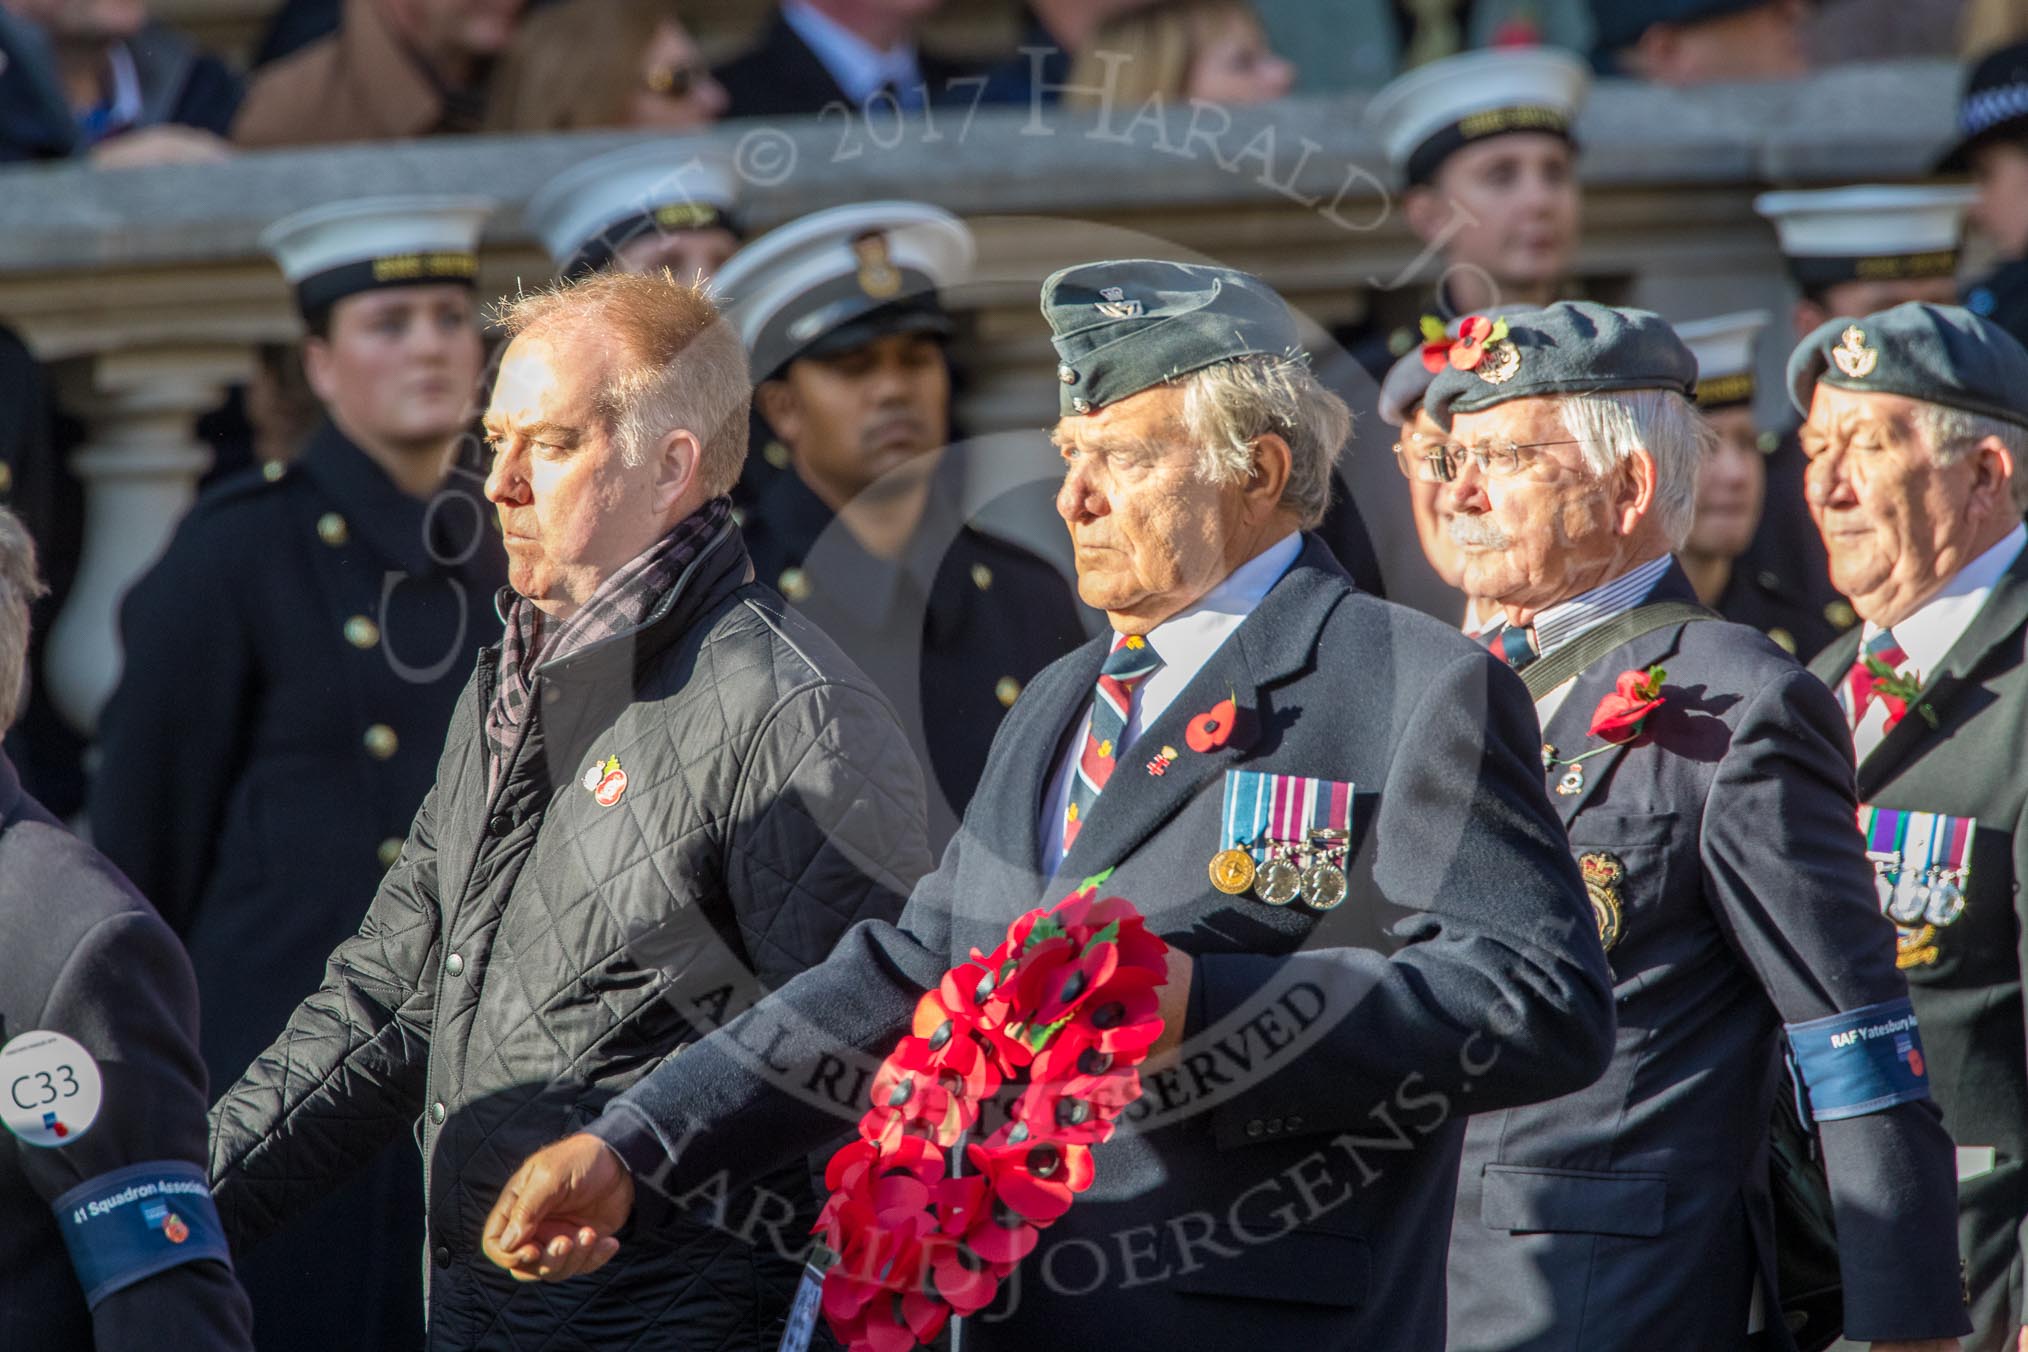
left=484, top=496, right=730, bottom=786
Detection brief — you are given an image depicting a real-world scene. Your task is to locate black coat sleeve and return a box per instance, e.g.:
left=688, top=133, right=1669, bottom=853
left=1702, top=667, right=1969, bottom=1343
left=22, top=903, right=255, bottom=1350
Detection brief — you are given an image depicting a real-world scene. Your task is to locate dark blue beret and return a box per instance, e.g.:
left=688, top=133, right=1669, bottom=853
left=1786, top=300, right=2028, bottom=427
left=1423, top=301, right=1697, bottom=428
left=1040, top=259, right=1302, bottom=417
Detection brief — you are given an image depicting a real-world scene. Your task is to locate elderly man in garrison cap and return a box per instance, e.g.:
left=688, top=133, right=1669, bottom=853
left=1793, top=302, right=2028, bottom=1352
left=479, top=259, right=1614, bottom=1351
left=1424, top=301, right=1969, bottom=1352
left=207, top=269, right=932, bottom=1351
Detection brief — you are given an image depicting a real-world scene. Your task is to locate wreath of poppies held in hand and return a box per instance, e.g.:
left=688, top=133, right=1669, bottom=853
left=1419, top=313, right=1510, bottom=374
left=812, top=878, right=1171, bottom=1352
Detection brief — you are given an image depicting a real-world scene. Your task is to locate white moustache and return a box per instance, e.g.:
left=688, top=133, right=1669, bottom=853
left=1449, top=516, right=1511, bottom=549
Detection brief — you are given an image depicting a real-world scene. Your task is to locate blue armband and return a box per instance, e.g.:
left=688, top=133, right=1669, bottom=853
left=1784, top=996, right=1931, bottom=1123
left=52, top=1159, right=232, bottom=1307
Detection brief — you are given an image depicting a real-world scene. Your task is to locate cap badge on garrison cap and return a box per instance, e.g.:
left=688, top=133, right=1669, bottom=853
left=853, top=232, right=901, bottom=299
left=1832, top=325, right=1879, bottom=380
left=1094, top=286, right=1143, bottom=319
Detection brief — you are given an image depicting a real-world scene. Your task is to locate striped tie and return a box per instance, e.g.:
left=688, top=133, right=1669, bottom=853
left=1849, top=628, right=1910, bottom=725
left=1483, top=623, right=1539, bottom=671
left=1064, top=633, right=1164, bottom=851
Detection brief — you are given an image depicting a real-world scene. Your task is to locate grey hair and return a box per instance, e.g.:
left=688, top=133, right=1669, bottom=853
left=0, top=507, right=46, bottom=730
left=1177, top=354, right=1349, bottom=529
left=1552, top=389, right=1711, bottom=548
left=1908, top=404, right=2028, bottom=514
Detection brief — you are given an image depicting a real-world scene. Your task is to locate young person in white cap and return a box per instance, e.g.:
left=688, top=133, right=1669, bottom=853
left=90, top=194, right=508, bottom=1352
left=523, top=146, right=744, bottom=282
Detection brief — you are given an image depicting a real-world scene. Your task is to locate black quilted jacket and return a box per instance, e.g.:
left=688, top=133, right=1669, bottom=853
left=208, top=522, right=932, bottom=1350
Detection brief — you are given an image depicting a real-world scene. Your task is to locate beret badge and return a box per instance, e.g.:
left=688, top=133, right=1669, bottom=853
left=1831, top=324, right=1879, bottom=380
left=1421, top=314, right=1521, bottom=384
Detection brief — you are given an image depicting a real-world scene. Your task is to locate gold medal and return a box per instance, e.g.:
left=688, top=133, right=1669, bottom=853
left=1209, top=848, right=1257, bottom=895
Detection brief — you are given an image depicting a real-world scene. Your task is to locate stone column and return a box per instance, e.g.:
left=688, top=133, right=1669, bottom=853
left=44, top=344, right=250, bottom=737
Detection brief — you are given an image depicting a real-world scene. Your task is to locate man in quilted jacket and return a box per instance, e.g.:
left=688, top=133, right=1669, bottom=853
left=206, top=269, right=934, bottom=1351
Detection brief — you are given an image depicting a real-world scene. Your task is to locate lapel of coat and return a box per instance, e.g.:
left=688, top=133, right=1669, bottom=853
left=1534, top=566, right=1699, bottom=822
left=1049, top=537, right=1347, bottom=893
left=986, top=635, right=1106, bottom=883
left=1854, top=545, right=2028, bottom=799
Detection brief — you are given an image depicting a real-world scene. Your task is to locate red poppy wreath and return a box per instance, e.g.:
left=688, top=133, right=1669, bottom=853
left=813, top=876, right=1171, bottom=1352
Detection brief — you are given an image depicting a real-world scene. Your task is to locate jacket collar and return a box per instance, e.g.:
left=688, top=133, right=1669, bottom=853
left=338, top=0, right=445, bottom=137
left=1040, top=534, right=1349, bottom=892
left=296, top=419, right=488, bottom=579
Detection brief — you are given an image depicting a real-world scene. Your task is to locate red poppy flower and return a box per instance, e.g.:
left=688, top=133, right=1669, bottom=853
left=928, top=959, right=1030, bottom=1069
left=968, top=1132, right=1095, bottom=1224
left=1185, top=696, right=1236, bottom=753
left=1449, top=314, right=1496, bottom=370
left=910, top=991, right=1006, bottom=1100
left=1588, top=664, right=1668, bottom=745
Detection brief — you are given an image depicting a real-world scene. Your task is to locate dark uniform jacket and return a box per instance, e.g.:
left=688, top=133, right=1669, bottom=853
left=590, top=534, right=1617, bottom=1351
left=1718, top=427, right=1855, bottom=663
left=0, top=753, right=254, bottom=1352
left=742, top=465, right=1088, bottom=849
left=1809, top=545, right=2028, bottom=1352
left=713, top=7, right=977, bottom=119
left=1447, top=564, right=1967, bottom=1351
left=209, top=522, right=934, bottom=1351
left=1965, top=257, right=2028, bottom=359
left=90, top=420, right=505, bottom=1352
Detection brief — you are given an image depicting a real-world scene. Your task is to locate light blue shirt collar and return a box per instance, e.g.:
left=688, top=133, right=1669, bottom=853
left=781, top=0, right=923, bottom=104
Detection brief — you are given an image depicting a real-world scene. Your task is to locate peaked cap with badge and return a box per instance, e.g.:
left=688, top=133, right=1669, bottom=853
left=1423, top=300, right=1697, bottom=427
left=1364, top=46, right=1589, bottom=187
left=524, top=147, right=742, bottom=278
left=1675, top=309, right=1769, bottom=410
left=1754, top=185, right=1974, bottom=295
left=1041, top=259, right=1304, bottom=417
left=1787, top=299, right=2028, bottom=426
left=261, top=194, right=493, bottom=321
left=711, top=200, right=973, bottom=381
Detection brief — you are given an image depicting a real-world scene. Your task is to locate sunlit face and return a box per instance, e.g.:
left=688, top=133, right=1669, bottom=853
left=1184, top=13, right=1294, bottom=105
left=627, top=20, right=730, bottom=129
left=614, top=227, right=739, bottom=282
left=1801, top=384, right=2011, bottom=626
left=482, top=331, right=676, bottom=616
left=1441, top=397, right=1624, bottom=611
left=1054, top=384, right=1250, bottom=630
left=410, top=0, right=524, bottom=56
left=304, top=285, right=483, bottom=453
left=1397, top=407, right=1466, bottom=590
left=1971, top=140, right=2028, bottom=261
left=1645, top=0, right=1807, bottom=85
left=1415, top=134, right=1580, bottom=296
left=759, top=332, right=949, bottom=507
left=1685, top=404, right=1765, bottom=561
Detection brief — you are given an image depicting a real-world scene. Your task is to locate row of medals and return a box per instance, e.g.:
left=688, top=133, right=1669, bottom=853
left=1209, top=827, right=1350, bottom=910
left=1870, top=859, right=1970, bottom=930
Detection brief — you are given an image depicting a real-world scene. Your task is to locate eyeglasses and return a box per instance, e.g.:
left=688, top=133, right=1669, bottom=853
left=643, top=62, right=708, bottom=98
left=1391, top=437, right=1586, bottom=484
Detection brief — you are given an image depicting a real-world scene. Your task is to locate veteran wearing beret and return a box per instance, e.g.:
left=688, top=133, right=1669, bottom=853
left=479, top=259, right=1615, bottom=1351
left=1793, top=302, right=2028, bottom=1352
left=90, top=196, right=510, bottom=1352
left=1423, top=301, right=1968, bottom=1352
left=713, top=201, right=1088, bottom=849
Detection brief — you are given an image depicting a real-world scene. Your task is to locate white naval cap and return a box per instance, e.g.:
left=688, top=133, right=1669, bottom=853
left=709, top=200, right=974, bottom=380
left=1364, top=46, right=1589, bottom=186
left=1752, top=185, right=1976, bottom=291
left=261, top=194, right=495, bottom=319
left=1674, top=309, right=1770, bottom=409
left=523, top=147, right=743, bottom=278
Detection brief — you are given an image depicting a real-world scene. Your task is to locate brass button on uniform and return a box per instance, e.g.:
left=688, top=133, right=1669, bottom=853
left=970, top=563, right=993, bottom=591
left=763, top=439, right=791, bottom=470
left=363, top=723, right=399, bottom=759
left=778, top=567, right=811, bottom=602
left=1825, top=599, right=1857, bottom=629
left=376, top=836, right=403, bottom=868
left=344, top=615, right=380, bottom=649
left=1767, top=627, right=1797, bottom=655
left=445, top=953, right=465, bottom=977
left=995, top=676, right=1022, bottom=708
left=316, top=512, right=349, bottom=546
left=261, top=460, right=286, bottom=482
left=0, top=462, right=12, bottom=495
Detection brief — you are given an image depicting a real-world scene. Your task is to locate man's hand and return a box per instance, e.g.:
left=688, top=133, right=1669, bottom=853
left=1149, top=948, right=1193, bottom=1058
left=480, top=1133, right=635, bottom=1282
left=89, top=126, right=233, bottom=169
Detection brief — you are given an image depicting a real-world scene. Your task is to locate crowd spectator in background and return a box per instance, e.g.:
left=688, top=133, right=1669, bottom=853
left=713, top=0, right=972, bottom=118
left=1250, top=0, right=1593, bottom=92
left=233, top=0, right=524, bottom=147
left=0, top=0, right=238, bottom=166
left=487, top=0, right=726, bottom=132
left=1593, top=0, right=1811, bottom=84
left=975, top=0, right=1150, bottom=104
left=1952, top=42, right=2028, bottom=350
left=1063, top=0, right=1293, bottom=108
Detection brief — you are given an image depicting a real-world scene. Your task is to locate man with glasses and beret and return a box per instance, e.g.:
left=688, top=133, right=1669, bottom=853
left=1794, top=301, right=2028, bottom=1352
left=1423, top=301, right=1968, bottom=1352
left=478, top=259, right=1615, bottom=1352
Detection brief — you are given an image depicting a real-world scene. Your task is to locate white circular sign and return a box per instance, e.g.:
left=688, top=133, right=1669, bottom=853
left=1, top=1031, right=103, bottom=1148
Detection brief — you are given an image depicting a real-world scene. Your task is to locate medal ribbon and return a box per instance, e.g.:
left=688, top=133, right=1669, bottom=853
left=1224, top=771, right=1354, bottom=862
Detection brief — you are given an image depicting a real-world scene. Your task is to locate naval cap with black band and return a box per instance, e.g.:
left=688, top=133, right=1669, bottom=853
left=261, top=195, right=495, bottom=321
